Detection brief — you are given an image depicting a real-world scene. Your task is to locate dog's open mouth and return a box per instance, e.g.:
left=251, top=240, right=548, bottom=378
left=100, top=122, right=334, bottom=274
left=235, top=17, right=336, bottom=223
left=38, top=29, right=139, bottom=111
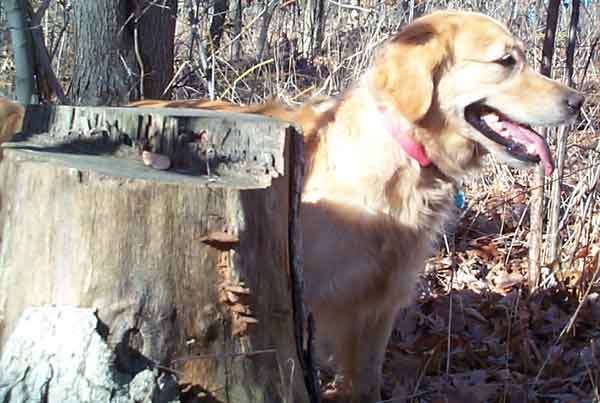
left=464, top=103, right=554, bottom=176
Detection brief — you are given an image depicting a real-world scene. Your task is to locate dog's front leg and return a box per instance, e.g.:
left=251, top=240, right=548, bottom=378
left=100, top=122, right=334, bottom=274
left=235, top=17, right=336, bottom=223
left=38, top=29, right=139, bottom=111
left=344, top=306, right=399, bottom=403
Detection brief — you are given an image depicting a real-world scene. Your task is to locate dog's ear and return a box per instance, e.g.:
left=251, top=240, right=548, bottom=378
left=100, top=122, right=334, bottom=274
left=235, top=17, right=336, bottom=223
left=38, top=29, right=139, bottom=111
left=370, top=20, right=448, bottom=124
left=0, top=99, right=24, bottom=144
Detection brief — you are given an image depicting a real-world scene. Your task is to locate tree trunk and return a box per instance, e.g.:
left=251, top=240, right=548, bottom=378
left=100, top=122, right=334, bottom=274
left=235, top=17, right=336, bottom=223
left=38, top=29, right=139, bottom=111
left=135, top=0, right=178, bottom=99
left=229, top=0, right=243, bottom=60
left=300, top=0, right=325, bottom=58
left=71, top=0, right=177, bottom=105
left=256, top=0, right=279, bottom=60
left=26, top=0, right=67, bottom=103
left=0, top=105, right=312, bottom=403
left=210, top=0, right=229, bottom=51
left=71, top=0, right=134, bottom=105
left=5, top=0, right=34, bottom=104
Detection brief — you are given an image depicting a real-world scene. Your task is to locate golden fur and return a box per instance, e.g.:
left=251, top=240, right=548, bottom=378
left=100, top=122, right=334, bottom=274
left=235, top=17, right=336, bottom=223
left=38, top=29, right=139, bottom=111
left=131, top=11, right=583, bottom=402
left=0, top=98, right=24, bottom=146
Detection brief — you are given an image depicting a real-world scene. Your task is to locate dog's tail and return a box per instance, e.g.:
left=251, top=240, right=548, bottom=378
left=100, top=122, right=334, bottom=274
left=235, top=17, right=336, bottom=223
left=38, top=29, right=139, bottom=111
left=128, top=96, right=340, bottom=140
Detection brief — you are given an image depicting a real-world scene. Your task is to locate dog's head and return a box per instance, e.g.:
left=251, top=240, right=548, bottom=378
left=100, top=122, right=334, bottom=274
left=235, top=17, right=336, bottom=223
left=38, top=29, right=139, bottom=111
left=369, top=11, right=584, bottom=177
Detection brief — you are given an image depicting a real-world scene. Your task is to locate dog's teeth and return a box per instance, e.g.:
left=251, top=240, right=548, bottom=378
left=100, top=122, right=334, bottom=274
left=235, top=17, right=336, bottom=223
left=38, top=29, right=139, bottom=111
left=482, top=113, right=500, bottom=123
left=498, top=128, right=511, bottom=137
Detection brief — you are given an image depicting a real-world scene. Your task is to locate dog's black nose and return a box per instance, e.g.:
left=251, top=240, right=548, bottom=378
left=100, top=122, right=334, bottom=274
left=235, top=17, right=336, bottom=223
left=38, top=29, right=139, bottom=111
left=565, top=92, right=584, bottom=112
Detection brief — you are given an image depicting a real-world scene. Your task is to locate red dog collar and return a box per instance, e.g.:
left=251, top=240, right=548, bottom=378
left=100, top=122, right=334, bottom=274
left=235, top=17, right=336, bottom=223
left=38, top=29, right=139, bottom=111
left=378, top=105, right=432, bottom=167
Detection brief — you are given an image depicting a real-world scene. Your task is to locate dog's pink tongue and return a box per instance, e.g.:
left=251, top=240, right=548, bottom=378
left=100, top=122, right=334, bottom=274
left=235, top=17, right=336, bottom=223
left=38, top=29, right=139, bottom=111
left=502, top=121, right=554, bottom=176
left=483, top=114, right=554, bottom=176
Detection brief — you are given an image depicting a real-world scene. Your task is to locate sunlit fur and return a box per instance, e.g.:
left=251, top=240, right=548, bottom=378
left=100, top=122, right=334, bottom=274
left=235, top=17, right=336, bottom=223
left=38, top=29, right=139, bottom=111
left=0, top=98, right=24, bottom=146
left=130, top=11, right=582, bottom=402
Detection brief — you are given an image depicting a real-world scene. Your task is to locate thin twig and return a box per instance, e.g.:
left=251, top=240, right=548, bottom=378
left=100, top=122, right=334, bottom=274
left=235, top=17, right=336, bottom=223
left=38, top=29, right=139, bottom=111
left=325, top=0, right=373, bottom=13
left=219, top=58, right=274, bottom=99
left=442, top=232, right=456, bottom=376
left=171, top=347, right=277, bottom=363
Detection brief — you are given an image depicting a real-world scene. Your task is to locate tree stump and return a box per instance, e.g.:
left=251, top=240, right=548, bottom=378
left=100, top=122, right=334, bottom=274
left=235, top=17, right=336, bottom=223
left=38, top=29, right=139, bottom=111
left=0, top=105, right=312, bottom=403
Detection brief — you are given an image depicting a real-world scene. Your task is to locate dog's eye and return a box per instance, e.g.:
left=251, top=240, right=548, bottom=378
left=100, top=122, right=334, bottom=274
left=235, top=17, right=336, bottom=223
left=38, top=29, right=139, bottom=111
left=495, top=54, right=516, bottom=67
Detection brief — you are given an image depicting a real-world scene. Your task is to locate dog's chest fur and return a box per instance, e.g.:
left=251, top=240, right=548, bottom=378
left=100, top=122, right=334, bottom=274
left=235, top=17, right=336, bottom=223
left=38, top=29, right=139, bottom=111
left=300, top=92, right=457, bottom=316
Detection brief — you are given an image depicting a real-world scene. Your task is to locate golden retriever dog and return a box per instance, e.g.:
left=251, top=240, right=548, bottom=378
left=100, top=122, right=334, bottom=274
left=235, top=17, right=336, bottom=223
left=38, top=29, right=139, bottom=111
left=0, top=98, right=24, bottom=146
left=131, top=11, right=583, bottom=402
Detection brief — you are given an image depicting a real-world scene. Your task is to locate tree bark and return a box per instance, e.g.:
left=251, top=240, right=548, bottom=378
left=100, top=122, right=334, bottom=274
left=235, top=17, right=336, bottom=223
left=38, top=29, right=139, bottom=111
left=5, top=0, right=34, bottom=104
left=71, top=0, right=134, bottom=105
left=210, top=0, right=229, bottom=51
left=229, top=0, right=243, bottom=60
left=300, top=0, right=325, bottom=58
left=257, top=0, right=279, bottom=60
left=135, top=0, right=178, bottom=99
left=0, top=105, right=311, bottom=403
left=26, top=0, right=67, bottom=103
left=71, top=0, right=177, bottom=105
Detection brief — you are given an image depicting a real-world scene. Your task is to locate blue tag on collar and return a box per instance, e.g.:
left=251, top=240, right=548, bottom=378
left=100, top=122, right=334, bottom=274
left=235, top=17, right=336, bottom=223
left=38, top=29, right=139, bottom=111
left=454, top=190, right=466, bottom=209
